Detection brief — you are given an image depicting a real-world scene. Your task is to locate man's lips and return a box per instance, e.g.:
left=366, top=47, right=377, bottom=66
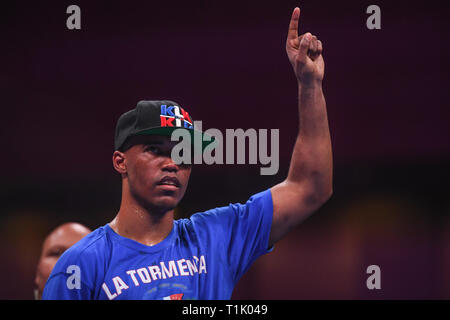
left=157, top=176, right=181, bottom=188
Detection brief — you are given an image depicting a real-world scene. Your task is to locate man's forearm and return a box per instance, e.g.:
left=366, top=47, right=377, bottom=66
left=286, top=82, right=333, bottom=202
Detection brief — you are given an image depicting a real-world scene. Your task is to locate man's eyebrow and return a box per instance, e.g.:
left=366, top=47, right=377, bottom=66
left=143, top=140, right=164, bottom=145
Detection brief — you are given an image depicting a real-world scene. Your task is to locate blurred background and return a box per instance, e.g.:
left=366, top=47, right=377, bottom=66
left=1, top=0, right=450, bottom=299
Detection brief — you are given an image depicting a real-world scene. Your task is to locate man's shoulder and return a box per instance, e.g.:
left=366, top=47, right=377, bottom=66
left=181, top=189, right=273, bottom=222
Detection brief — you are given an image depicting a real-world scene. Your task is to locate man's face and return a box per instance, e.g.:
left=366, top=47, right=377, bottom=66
left=121, top=135, right=192, bottom=212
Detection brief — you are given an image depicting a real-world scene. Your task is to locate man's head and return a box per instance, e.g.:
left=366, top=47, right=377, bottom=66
left=112, top=100, right=203, bottom=214
left=34, top=222, right=91, bottom=299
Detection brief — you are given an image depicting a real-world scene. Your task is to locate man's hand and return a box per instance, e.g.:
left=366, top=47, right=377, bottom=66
left=286, top=7, right=324, bottom=84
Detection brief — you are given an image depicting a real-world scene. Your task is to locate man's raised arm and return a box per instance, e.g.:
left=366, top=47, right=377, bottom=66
left=269, top=7, right=333, bottom=246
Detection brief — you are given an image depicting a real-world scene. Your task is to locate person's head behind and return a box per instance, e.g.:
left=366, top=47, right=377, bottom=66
left=112, top=134, right=192, bottom=214
left=34, top=222, right=91, bottom=299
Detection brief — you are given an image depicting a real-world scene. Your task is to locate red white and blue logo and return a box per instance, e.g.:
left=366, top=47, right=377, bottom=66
left=160, top=105, right=193, bottom=129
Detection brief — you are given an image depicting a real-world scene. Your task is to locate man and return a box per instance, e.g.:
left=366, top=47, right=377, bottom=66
left=34, top=222, right=91, bottom=299
left=43, top=7, right=332, bottom=300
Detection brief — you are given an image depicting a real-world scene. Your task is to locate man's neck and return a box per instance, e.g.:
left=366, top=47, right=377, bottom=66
left=109, top=193, right=174, bottom=247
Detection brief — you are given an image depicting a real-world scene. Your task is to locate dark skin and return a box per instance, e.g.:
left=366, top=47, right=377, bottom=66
left=110, top=135, right=192, bottom=246
left=269, top=7, right=332, bottom=246
left=110, top=7, right=332, bottom=249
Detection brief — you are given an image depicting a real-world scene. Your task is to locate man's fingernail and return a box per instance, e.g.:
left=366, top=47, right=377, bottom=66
left=305, top=33, right=312, bottom=41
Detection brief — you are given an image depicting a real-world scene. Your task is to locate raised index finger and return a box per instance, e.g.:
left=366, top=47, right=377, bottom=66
left=287, top=7, right=300, bottom=40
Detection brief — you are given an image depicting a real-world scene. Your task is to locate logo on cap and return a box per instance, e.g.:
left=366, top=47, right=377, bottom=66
left=160, top=105, right=193, bottom=129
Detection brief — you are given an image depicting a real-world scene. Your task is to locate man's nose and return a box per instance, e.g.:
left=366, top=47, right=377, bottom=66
left=161, top=156, right=179, bottom=172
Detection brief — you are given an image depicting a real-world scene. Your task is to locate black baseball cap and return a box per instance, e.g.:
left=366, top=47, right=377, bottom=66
left=114, top=100, right=213, bottom=152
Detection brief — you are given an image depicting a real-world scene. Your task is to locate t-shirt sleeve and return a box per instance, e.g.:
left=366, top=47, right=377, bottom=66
left=42, top=249, right=95, bottom=300
left=191, top=188, right=273, bottom=284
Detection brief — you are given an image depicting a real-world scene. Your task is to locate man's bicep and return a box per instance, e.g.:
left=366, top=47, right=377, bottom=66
left=270, top=180, right=323, bottom=246
left=201, top=189, right=273, bottom=283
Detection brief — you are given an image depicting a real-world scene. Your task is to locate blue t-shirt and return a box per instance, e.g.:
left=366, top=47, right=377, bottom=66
left=42, top=189, right=273, bottom=300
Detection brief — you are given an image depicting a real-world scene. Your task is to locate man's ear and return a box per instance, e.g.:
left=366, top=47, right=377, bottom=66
left=112, top=151, right=127, bottom=175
